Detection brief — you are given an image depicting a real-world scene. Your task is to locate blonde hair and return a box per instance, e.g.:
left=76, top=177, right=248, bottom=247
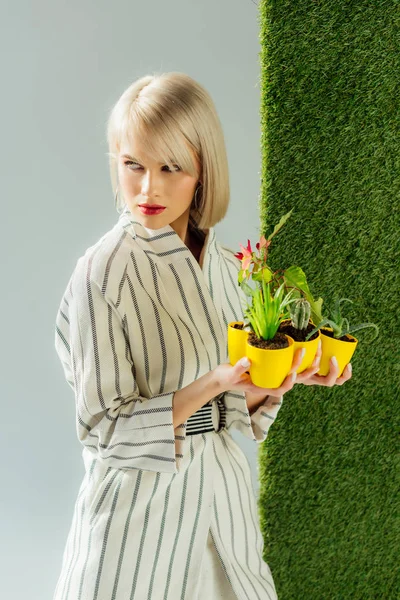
left=106, top=72, right=230, bottom=230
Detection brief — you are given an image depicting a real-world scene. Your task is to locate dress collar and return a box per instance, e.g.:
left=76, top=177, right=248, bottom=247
left=116, top=204, right=227, bottom=345
left=116, top=204, right=216, bottom=270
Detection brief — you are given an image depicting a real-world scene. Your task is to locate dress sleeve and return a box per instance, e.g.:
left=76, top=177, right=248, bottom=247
left=54, top=265, right=186, bottom=475
left=223, top=391, right=283, bottom=443
left=54, top=273, right=75, bottom=392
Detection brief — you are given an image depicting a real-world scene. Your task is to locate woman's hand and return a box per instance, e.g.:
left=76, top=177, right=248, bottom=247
left=290, top=339, right=353, bottom=387
left=214, top=355, right=298, bottom=399
left=215, top=339, right=353, bottom=405
left=246, top=338, right=353, bottom=401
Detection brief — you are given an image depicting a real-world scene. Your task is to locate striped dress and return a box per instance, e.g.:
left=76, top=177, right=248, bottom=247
left=53, top=205, right=284, bottom=600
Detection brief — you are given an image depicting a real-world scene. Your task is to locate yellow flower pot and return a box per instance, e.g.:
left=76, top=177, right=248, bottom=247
left=228, top=321, right=249, bottom=365
left=318, top=328, right=358, bottom=376
left=246, top=334, right=295, bottom=389
left=279, top=319, right=321, bottom=374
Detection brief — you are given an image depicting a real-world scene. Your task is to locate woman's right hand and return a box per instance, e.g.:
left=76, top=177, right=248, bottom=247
left=213, top=355, right=300, bottom=397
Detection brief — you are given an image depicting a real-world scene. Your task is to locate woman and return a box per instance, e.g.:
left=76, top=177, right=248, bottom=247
left=53, top=72, right=352, bottom=600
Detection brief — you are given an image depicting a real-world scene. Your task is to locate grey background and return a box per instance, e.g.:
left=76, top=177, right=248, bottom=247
left=1, top=1, right=266, bottom=597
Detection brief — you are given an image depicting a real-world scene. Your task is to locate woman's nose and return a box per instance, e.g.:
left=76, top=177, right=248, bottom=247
left=141, top=170, right=160, bottom=194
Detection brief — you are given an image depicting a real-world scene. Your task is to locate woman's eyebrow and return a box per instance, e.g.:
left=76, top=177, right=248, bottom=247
left=121, top=154, right=140, bottom=160
left=121, top=154, right=176, bottom=164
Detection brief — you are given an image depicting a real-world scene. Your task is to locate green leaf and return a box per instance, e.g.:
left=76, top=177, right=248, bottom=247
left=283, top=266, right=324, bottom=325
left=347, top=322, right=380, bottom=341
left=341, top=317, right=350, bottom=335
left=326, top=319, right=343, bottom=337
left=311, top=298, right=324, bottom=326
left=240, top=280, right=255, bottom=297
left=252, top=267, right=274, bottom=283
left=283, top=265, right=311, bottom=296
left=266, top=208, right=294, bottom=241
left=305, top=318, right=330, bottom=341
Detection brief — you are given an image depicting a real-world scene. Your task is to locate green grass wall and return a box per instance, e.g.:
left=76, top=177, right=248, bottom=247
left=256, top=1, right=399, bottom=598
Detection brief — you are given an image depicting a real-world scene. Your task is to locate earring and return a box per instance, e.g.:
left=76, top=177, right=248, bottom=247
left=114, top=185, right=124, bottom=213
left=193, top=183, right=203, bottom=211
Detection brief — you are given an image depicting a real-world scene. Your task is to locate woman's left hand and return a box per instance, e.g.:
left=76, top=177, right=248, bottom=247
left=244, top=339, right=353, bottom=409
left=290, top=339, right=353, bottom=387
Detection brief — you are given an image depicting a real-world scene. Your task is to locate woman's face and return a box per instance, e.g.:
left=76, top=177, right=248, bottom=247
left=117, top=139, right=202, bottom=237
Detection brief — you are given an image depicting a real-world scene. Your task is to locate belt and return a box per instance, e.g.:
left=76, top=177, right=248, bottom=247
left=185, top=394, right=226, bottom=436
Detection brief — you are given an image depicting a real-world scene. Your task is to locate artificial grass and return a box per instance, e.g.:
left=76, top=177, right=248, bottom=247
left=256, top=1, right=399, bottom=598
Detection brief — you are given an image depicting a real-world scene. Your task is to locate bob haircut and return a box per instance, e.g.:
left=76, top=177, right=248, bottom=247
left=106, top=72, right=230, bottom=231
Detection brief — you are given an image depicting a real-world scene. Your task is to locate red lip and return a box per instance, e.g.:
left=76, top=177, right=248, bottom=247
left=139, top=204, right=166, bottom=209
left=138, top=205, right=166, bottom=215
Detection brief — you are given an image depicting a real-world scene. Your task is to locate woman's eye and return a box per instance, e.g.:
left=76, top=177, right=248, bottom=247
left=124, top=161, right=181, bottom=172
left=123, top=161, right=140, bottom=169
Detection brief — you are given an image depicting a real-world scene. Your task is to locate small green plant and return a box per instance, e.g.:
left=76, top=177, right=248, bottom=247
left=289, top=298, right=311, bottom=331
left=305, top=297, right=379, bottom=342
left=240, top=279, right=298, bottom=341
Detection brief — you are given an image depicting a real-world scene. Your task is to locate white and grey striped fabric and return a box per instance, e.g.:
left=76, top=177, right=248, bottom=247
left=53, top=205, right=283, bottom=600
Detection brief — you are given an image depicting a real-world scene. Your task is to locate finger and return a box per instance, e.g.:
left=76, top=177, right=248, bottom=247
left=297, top=344, right=321, bottom=382
left=239, top=372, right=252, bottom=383
left=304, top=340, right=322, bottom=374
left=249, top=370, right=297, bottom=396
left=303, top=345, right=321, bottom=376
left=289, top=348, right=305, bottom=374
left=279, top=370, right=298, bottom=393
left=334, top=363, right=353, bottom=385
left=296, top=363, right=320, bottom=383
left=324, top=356, right=340, bottom=387
left=312, top=341, right=322, bottom=366
left=302, top=353, right=340, bottom=387
left=301, top=375, right=322, bottom=386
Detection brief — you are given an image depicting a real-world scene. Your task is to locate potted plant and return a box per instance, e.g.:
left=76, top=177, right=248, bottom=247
left=282, top=266, right=379, bottom=376
left=228, top=209, right=301, bottom=388
left=304, top=297, right=379, bottom=377
left=278, top=297, right=321, bottom=374
left=227, top=319, right=252, bottom=367
left=243, top=280, right=299, bottom=387
left=228, top=210, right=293, bottom=369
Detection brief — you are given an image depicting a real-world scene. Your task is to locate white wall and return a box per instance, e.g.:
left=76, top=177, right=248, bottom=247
left=0, top=1, right=265, bottom=597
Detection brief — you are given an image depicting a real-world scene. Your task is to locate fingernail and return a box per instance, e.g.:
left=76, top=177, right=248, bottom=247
left=318, top=340, right=322, bottom=350
left=300, top=348, right=306, bottom=359
left=240, top=357, right=250, bottom=367
left=348, top=364, right=352, bottom=372
left=331, top=356, right=338, bottom=367
left=292, top=372, right=297, bottom=382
